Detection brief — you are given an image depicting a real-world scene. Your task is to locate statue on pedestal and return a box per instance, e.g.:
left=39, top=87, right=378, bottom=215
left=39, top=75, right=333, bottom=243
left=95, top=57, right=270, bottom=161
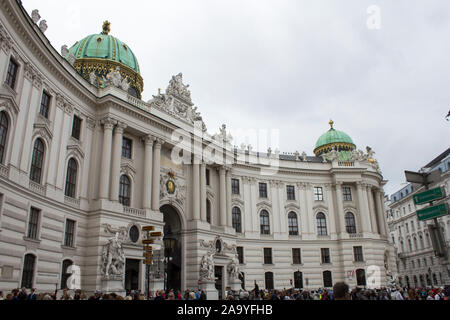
left=101, top=233, right=126, bottom=280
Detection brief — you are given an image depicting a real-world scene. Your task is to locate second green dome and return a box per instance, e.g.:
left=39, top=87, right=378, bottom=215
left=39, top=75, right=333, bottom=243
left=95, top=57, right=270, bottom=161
left=314, top=121, right=356, bottom=157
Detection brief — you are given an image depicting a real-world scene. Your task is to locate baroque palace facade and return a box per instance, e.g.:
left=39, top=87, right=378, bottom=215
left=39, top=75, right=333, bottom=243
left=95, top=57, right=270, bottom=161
left=0, top=0, right=396, bottom=298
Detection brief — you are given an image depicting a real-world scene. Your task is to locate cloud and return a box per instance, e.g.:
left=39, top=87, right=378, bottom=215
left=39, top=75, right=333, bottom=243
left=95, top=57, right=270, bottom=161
left=22, top=0, right=450, bottom=196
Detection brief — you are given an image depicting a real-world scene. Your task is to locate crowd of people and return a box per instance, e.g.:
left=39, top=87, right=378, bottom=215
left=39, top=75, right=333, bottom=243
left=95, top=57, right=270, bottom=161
left=0, top=284, right=449, bottom=301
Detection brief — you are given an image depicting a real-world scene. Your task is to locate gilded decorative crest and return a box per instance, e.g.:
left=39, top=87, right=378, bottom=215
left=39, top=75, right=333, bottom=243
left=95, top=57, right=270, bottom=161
left=166, top=179, right=176, bottom=195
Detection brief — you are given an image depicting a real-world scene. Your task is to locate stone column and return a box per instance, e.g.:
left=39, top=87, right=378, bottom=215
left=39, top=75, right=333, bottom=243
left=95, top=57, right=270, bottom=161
left=375, top=190, right=388, bottom=236
left=200, top=163, right=207, bottom=222
left=357, top=182, right=372, bottom=233
left=367, top=186, right=379, bottom=234
left=297, top=183, right=309, bottom=235
left=226, top=169, right=232, bottom=228
left=99, top=118, right=116, bottom=199
left=219, top=167, right=227, bottom=227
left=327, top=183, right=338, bottom=235
left=142, top=135, right=155, bottom=210
left=110, top=122, right=127, bottom=202
left=305, top=183, right=315, bottom=234
left=335, top=183, right=346, bottom=235
left=151, top=139, right=164, bottom=211
left=192, top=159, right=201, bottom=221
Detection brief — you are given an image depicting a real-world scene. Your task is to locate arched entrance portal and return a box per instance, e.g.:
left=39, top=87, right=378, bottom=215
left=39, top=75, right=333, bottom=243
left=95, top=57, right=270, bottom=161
left=160, top=205, right=182, bottom=292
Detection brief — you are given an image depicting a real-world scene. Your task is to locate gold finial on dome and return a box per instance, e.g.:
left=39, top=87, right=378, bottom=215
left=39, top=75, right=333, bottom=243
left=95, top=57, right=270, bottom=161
left=329, top=119, right=334, bottom=129
left=101, top=21, right=111, bottom=35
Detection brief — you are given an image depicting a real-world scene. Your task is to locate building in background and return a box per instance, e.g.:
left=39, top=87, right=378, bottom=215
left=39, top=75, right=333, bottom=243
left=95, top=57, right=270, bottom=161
left=0, top=0, right=395, bottom=297
left=386, top=148, right=450, bottom=288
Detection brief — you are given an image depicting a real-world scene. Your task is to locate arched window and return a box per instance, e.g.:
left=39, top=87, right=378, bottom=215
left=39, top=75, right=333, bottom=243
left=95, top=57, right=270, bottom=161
left=119, top=175, right=131, bottom=207
left=265, top=272, right=274, bottom=290
left=260, top=210, right=270, bottom=235
left=345, top=212, right=357, bottom=234
left=413, top=237, right=418, bottom=251
left=408, top=239, right=412, bottom=252
left=232, top=207, right=242, bottom=233
left=356, top=269, right=366, bottom=286
left=294, top=271, right=303, bottom=289
left=419, top=275, right=425, bottom=287
left=323, top=271, right=333, bottom=288
left=21, top=254, right=36, bottom=289
left=206, top=200, right=211, bottom=224
left=64, top=158, right=78, bottom=198
left=61, top=259, right=73, bottom=289
left=288, top=212, right=299, bottom=236
left=400, top=240, right=405, bottom=253
left=419, top=235, right=424, bottom=250
left=317, top=213, right=327, bottom=236
left=0, top=112, right=9, bottom=164
left=30, top=139, right=45, bottom=184
left=426, top=274, right=432, bottom=287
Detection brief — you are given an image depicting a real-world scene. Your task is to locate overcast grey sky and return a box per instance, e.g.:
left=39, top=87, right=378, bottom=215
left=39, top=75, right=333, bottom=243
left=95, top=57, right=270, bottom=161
left=23, top=0, right=450, bottom=196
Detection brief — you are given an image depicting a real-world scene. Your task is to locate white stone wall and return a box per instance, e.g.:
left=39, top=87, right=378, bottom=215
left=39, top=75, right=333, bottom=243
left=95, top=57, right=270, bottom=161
left=0, top=0, right=395, bottom=296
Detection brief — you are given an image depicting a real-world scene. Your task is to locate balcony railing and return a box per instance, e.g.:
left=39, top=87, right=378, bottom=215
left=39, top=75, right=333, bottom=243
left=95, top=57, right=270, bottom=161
left=29, top=181, right=46, bottom=196
left=64, top=196, right=80, bottom=208
left=127, top=95, right=150, bottom=112
left=124, top=207, right=146, bottom=218
left=338, top=161, right=355, bottom=167
left=349, top=233, right=364, bottom=239
left=0, top=164, right=9, bottom=178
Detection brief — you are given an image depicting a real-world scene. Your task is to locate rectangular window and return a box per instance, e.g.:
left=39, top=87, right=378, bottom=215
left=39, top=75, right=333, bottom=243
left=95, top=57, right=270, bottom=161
left=287, top=185, right=296, bottom=201
left=264, top=248, right=273, bottom=265
left=343, top=186, right=352, bottom=201
left=122, top=137, right=132, bottom=159
left=292, top=248, right=302, bottom=265
left=71, top=116, right=82, bottom=140
left=206, top=169, right=210, bottom=186
left=5, top=58, right=18, bottom=89
left=64, top=219, right=76, bottom=248
left=232, top=179, right=240, bottom=195
left=39, top=91, right=51, bottom=119
left=237, top=247, right=244, bottom=264
left=27, top=208, right=40, bottom=240
left=259, top=183, right=268, bottom=198
left=354, top=246, right=364, bottom=262
left=321, top=248, right=331, bottom=264
left=314, top=187, right=323, bottom=201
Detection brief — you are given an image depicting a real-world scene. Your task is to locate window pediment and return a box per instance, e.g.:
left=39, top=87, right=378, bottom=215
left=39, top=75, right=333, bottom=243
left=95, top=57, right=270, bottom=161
left=66, top=143, right=85, bottom=159
left=34, top=122, right=53, bottom=141
left=257, top=200, right=272, bottom=209
left=285, top=203, right=300, bottom=210
left=0, top=95, right=19, bottom=115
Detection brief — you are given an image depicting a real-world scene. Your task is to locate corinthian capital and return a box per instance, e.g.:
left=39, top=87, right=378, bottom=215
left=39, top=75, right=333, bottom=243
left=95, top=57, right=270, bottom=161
left=102, top=118, right=117, bottom=130
left=154, top=138, right=165, bottom=148
left=143, top=134, right=156, bottom=146
left=115, top=122, right=128, bottom=134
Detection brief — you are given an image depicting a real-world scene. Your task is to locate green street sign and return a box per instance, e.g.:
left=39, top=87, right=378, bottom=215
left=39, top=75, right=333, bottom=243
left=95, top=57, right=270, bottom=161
left=417, top=204, right=449, bottom=221
left=413, top=187, right=445, bottom=205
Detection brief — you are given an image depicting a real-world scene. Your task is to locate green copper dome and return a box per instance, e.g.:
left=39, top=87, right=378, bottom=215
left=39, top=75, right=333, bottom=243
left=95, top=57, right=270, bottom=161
left=314, top=120, right=356, bottom=157
left=65, top=21, right=144, bottom=98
